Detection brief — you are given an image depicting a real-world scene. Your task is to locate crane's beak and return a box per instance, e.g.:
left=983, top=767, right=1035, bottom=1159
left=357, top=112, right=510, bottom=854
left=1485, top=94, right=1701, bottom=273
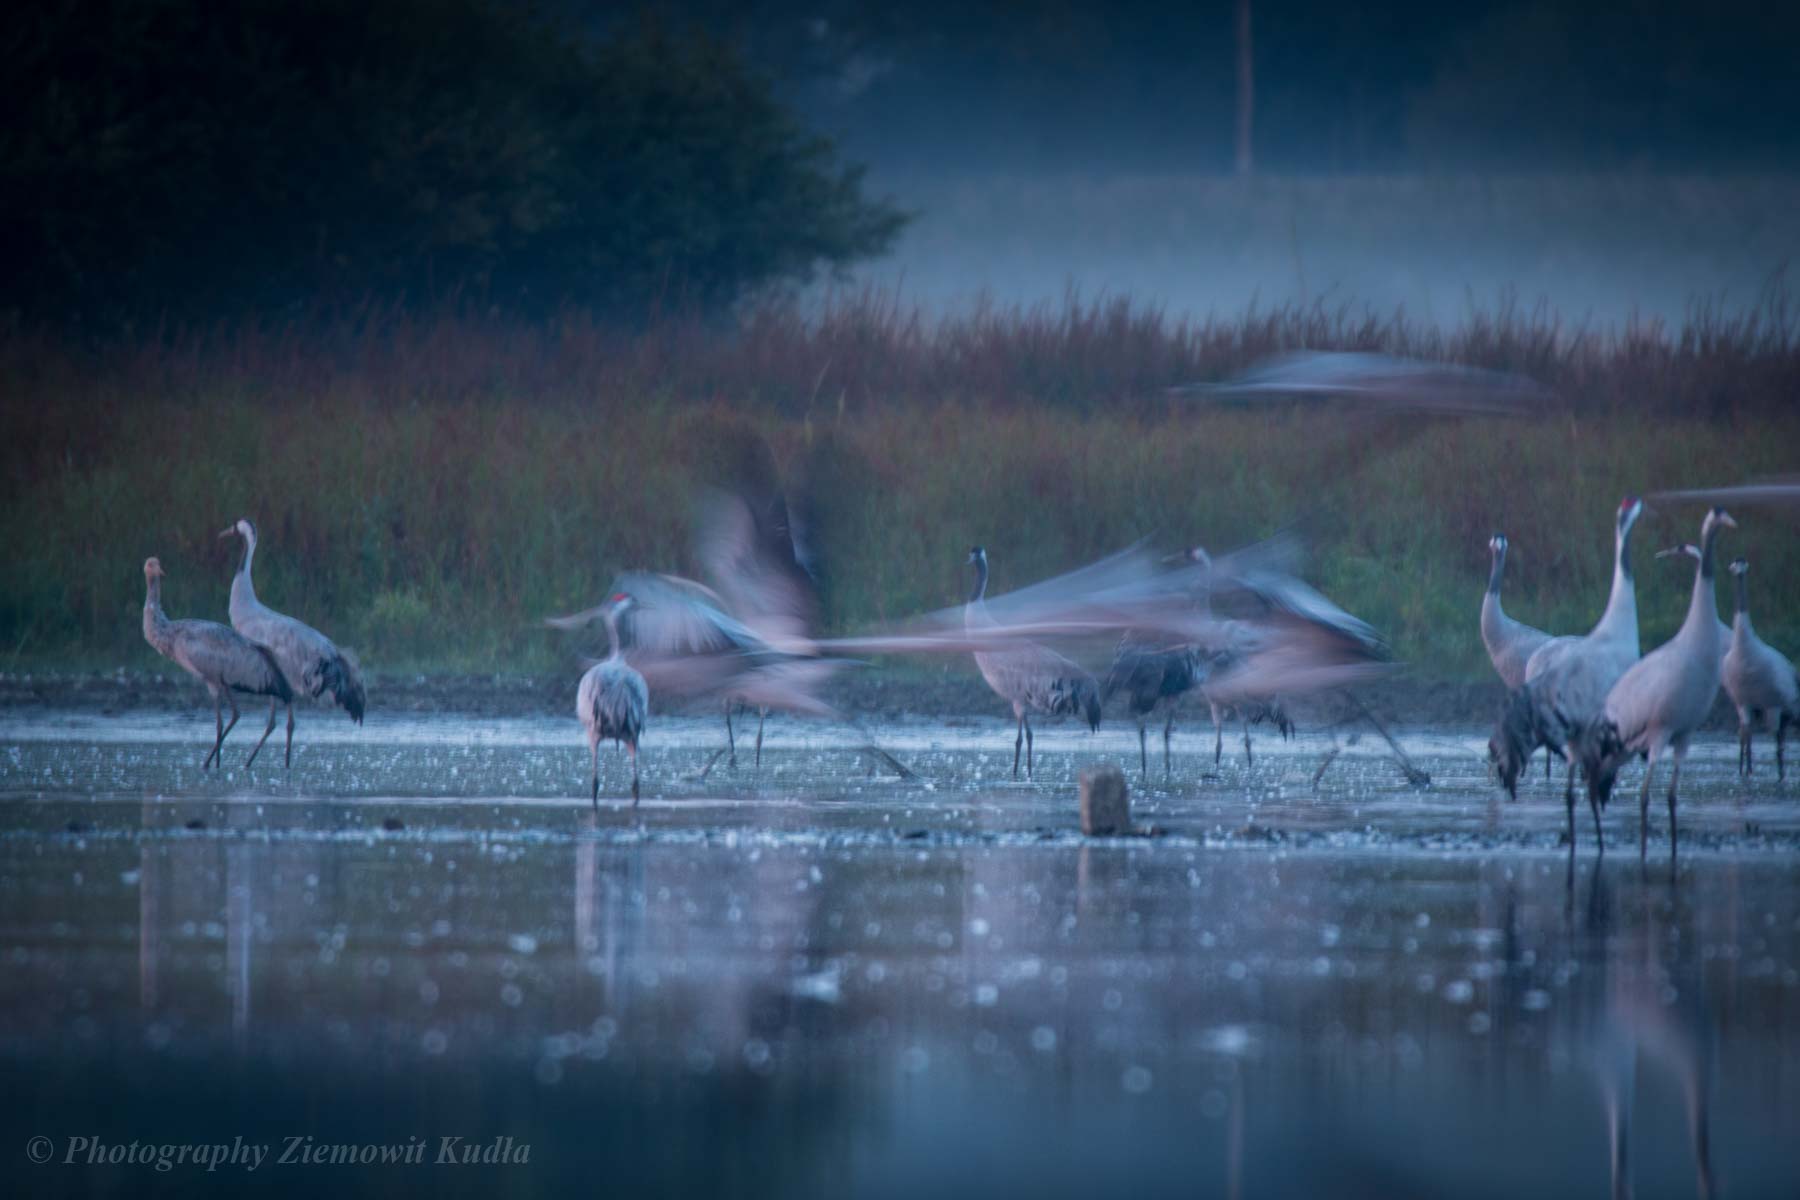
left=1653, top=546, right=1681, bottom=559
left=1718, top=512, right=1738, bottom=529
left=217, top=527, right=236, bottom=540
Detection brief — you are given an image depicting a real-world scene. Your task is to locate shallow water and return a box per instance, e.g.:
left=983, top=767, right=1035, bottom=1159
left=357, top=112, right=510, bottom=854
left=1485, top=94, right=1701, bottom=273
left=3, top=709, right=1798, bottom=1197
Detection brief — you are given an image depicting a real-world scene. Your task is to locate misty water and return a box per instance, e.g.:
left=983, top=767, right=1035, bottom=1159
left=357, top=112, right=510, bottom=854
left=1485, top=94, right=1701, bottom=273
left=3, top=710, right=1798, bottom=1197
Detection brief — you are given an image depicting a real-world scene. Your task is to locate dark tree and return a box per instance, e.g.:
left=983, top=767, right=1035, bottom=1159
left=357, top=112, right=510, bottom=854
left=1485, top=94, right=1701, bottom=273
left=0, top=0, right=907, bottom=327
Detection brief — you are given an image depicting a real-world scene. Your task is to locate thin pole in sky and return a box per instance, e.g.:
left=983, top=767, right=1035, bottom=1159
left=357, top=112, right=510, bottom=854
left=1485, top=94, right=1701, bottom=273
left=1236, top=0, right=1254, bottom=175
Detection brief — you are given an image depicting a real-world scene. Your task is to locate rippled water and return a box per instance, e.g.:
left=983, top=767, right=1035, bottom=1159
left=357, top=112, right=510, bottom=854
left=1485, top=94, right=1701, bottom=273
left=3, top=710, right=1797, bottom=1197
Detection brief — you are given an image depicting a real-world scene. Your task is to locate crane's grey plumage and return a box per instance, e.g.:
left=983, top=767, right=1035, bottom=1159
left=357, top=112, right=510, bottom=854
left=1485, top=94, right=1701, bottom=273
left=141, top=557, right=293, bottom=769
left=577, top=593, right=649, bottom=808
left=221, top=519, right=365, bottom=767
left=1721, top=557, right=1798, bottom=779
left=1488, top=498, right=1643, bottom=813
left=1579, top=508, right=1736, bottom=859
left=967, top=546, right=1102, bottom=780
left=1481, top=534, right=1551, bottom=688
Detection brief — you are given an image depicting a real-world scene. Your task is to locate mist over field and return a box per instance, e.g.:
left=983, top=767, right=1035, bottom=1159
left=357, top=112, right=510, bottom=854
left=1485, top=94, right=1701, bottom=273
left=835, top=172, right=1800, bottom=327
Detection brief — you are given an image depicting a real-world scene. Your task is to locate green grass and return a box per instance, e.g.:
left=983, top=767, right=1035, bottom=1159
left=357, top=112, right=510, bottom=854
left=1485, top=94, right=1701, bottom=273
left=3, top=300, right=1796, bottom=681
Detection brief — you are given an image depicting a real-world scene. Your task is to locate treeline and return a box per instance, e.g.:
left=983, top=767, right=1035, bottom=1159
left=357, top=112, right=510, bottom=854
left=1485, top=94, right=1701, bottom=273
left=1, top=0, right=906, bottom=330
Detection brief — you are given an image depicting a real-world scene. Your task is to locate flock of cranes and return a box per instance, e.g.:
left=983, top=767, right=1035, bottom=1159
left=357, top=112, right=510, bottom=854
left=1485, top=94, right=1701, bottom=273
left=140, top=486, right=1794, bottom=859
left=130, top=352, right=1794, bottom=860
left=1485, top=498, right=1797, bottom=857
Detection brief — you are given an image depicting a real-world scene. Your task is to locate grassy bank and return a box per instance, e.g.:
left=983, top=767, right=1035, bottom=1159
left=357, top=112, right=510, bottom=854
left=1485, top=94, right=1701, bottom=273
left=4, top=297, right=1796, bottom=682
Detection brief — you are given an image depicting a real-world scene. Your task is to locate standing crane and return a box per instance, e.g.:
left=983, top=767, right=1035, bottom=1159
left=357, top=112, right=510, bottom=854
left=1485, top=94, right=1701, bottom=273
left=1481, top=534, right=1552, bottom=687
left=1580, top=508, right=1735, bottom=859
left=1105, top=630, right=1203, bottom=782
left=966, top=546, right=1102, bottom=780
left=1722, top=557, right=1798, bottom=779
left=220, top=518, right=365, bottom=765
left=577, top=593, right=649, bottom=808
left=1488, top=497, right=1643, bottom=805
left=141, top=557, right=293, bottom=769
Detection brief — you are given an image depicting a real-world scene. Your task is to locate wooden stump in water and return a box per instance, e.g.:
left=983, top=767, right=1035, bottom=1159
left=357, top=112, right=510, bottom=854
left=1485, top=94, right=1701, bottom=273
left=1079, top=764, right=1130, bottom=836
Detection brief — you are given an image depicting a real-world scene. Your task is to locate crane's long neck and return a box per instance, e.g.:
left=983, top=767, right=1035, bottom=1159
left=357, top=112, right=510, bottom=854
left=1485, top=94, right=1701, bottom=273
left=142, top=577, right=173, bottom=655
left=602, top=609, right=624, bottom=661
left=967, top=557, right=989, bottom=607
left=1684, top=524, right=1722, bottom=638
left=1732, top=570, right=1752, bottom=637
left=1590, top=521, right=1638, bottom=650
left=1486, top=543, right=1506, bottom=597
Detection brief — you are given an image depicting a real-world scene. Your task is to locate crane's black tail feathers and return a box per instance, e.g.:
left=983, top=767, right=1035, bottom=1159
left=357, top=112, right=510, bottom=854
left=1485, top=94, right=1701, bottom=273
left=318, top=648, right=366, bottom=724
left=1488, top=687, right=1539, bottom=800
left=1575, top=718, right=1628, bottom=810
left=1047, top=675, right=1104, bottom=732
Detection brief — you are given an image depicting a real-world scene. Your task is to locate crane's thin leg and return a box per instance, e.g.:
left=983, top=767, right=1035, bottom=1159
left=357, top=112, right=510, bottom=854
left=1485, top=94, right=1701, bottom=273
left=212, top=693, right=241, bottom=769
left=724, top=701, right=737, bottom=769
left=629, top=742, right=640, bottom=807
left=1638, top=741, right=1661, bottom=861
left=1779, top=717, right=1788, bottom=782
left=1736, top=723, right=1747, bottom=776
left=1544, top=746, right=1553, bottom=781
left=1137, top=720, right=1148, bottom=780
left=246, top=698, right=278, bottom=768
left=1024, top=713, right=1034, bottom=780
left=1012, top=713, right=1024, bottom=779
left=1163, top=712, right=1174, bottom=782
left=755, top=707, right=765, bottom=768
left=590, top=737, right=601, bottom=811
left=204, top=692, right=225, bottom=769
left=1590, top=786, right=1605, bottom=854
left=1743, top=724, right=1754, bottom=777
left=1213, top=710, right=1224, bottom=766
left=1241, top=717, right=1254, bottom=768
left=284, top=703, right=295, bottom=768
left=1564, top=778, right=1576, bottom=850
left=1667, top=739, right=1688, bottom=861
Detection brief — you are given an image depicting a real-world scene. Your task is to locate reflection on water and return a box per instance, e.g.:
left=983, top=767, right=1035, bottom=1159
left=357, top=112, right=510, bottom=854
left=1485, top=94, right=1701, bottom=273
left=3, top=795, right=1796, bottom=1198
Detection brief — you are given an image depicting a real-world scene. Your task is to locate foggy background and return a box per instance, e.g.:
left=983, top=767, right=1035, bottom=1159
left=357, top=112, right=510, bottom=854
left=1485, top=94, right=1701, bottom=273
left=585, top=0, right=1800, bottom=325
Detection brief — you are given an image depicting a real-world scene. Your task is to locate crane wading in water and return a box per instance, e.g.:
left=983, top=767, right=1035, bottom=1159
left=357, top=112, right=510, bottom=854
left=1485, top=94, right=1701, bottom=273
left=221, top=519, right=365, bottom=766
left=965, top=546, right=1102, bottom=780
left=577, top=592, right=649, bottom=808
left=141, top=557, right=293, bottom=768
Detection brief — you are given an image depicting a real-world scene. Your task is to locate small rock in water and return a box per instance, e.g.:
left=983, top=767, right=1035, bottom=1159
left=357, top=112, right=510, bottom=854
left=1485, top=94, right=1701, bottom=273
left=64, top=820, right=89, bottom=834
left=1079, top=764, right=1130, bottom=836
left=184, top=818, right=206, bottom=831
left=382, top=816, right=405, bottom=832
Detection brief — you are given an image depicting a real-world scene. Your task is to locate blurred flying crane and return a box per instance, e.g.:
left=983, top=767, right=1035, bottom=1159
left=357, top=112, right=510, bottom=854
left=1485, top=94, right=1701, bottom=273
left=1579, top=507, right=1735, bottom=859
left=966, top=545, right=1102, bottom=780
left=547, top=491, right=844, bottom=774
left=141, top=557, right=293, bottom=769
left=826, top=537, right=1389, bottom=783
left=577, top=592, right=649, bottom=808
left=1721, top=557, right=1798, bottom=779
left=221, top=519, right=365, bottom=766
left=1488, top=497, right=1643, bottom=814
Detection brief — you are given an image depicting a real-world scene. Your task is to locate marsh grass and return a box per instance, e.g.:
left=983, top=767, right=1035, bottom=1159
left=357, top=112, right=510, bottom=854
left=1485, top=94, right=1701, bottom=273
left=4, top=294, right=1795, bottom=680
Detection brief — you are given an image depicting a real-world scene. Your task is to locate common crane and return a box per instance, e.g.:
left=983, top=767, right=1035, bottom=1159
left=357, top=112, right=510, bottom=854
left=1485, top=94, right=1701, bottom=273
left=1579, top=508, right=1735, bottom=859
left=966, top=546, right=1102, bottom=780
left=577, top=593, right=649, bottom=808
left=1488, top=497, right=1643, bottom=807
left=221, top=518, right=365, bottom=766
left=141, top=557, right=293, bottom=769
left=1722, top=557, right=1798, bottom=779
